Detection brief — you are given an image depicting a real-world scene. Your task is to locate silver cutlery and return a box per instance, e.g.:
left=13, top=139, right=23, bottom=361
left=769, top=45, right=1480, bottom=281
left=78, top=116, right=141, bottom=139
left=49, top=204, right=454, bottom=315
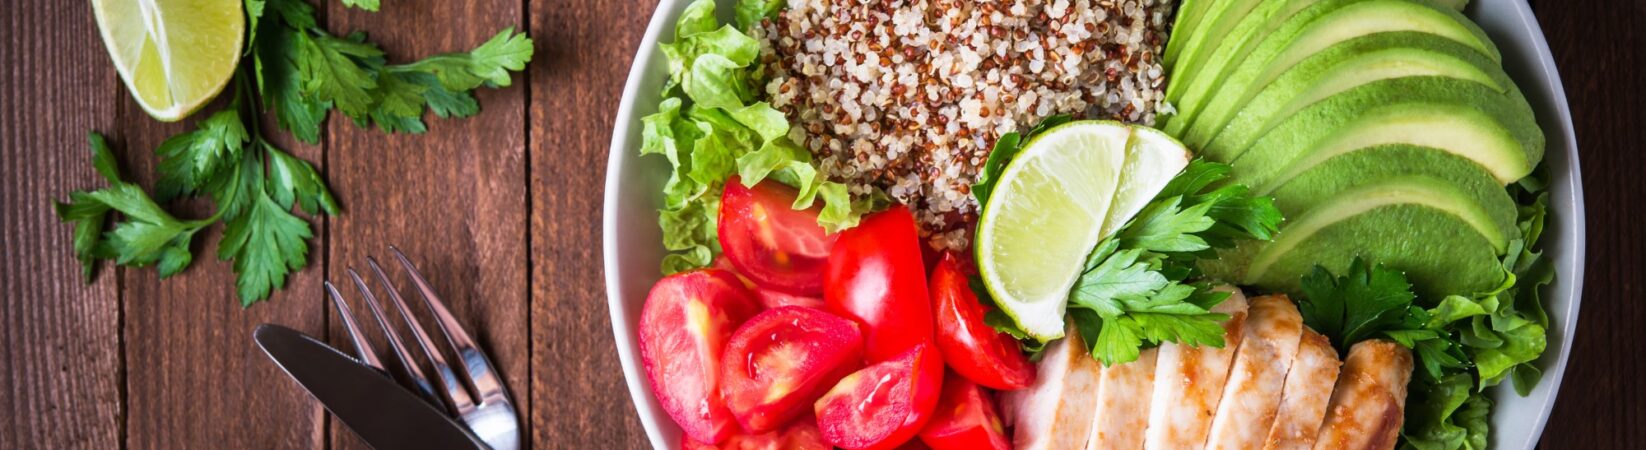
left=263, top=246, right=520, bottom=450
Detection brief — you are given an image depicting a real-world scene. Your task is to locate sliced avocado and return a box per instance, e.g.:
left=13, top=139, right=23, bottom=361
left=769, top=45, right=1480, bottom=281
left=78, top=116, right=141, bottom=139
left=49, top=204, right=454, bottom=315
left=1164, top=0, right=1324, bottom=136
left=1163, top=0, right=1268, bottom=101
left=1167, top=0, right=1498, bottom=139
left=1268, top=145, right=1520, bottom=244
left=1222, top=77, right=1543, bottom=193
left=1435, top=0, right=1469, bottom=10
left=1192, top=31, right=1509, bottom=155
left=1165, top=0, right=1217, bottom=66
left=1245, top=178, right=1508, bottom=298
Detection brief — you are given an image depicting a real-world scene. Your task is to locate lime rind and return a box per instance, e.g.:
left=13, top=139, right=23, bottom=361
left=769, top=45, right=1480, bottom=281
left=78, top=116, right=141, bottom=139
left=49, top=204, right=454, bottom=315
left=976, top=121, right=1190, bottom=341
left=92, top=0, right=245, bottom=121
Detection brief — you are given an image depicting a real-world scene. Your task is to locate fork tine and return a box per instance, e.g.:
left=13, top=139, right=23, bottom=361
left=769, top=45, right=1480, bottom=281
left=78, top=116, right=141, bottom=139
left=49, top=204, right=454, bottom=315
left=388, top=246, right=511, bottom=404
left=347, top=268, right=443, bottom=410
left=366, top=256, right=478, bottom=414
left=323, top=281, right=383, bottom=371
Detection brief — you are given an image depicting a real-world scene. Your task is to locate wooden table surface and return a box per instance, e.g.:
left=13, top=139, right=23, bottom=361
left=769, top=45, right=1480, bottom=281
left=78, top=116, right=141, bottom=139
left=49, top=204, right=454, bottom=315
left=1, top=0, right=1641, bottom=448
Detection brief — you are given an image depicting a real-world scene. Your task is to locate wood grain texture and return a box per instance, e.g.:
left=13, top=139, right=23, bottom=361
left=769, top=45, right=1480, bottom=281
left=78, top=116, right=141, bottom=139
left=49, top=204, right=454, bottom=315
left=114, top=79, right=328, bottom=450
left=0, top=1, right=123, bottom=448
left=1533, top=0, right=1646, bottom=448
left=2, top=0, right=1645, bottom=449
left=323, top=0, right=529, bottom=448
left=527, top=0, right=656, bottom=447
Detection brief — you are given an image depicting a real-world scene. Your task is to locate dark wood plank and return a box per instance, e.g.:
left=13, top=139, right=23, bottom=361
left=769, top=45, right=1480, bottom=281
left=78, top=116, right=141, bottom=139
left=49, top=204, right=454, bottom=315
left=1533, top=0, right=1646, bottom=448
left=527, top=0, right=655, bottom=446
left=0, top=1, right=123, bottom=448
left=114, top=69, right=329, bottom=450
left=323, top=1, right=529, bottom=449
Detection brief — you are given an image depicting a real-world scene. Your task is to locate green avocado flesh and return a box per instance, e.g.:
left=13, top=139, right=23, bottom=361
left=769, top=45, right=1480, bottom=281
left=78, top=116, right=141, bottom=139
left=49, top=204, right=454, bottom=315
left=1165, top=0, right=1271, bottom=102
left=1167, top=0, right=1498, bottom=138
left=1187, top=32, right=1507, bottom=152
left=1166, top=0, right=1324, bottom=135
left=1165, top=0, right=1217, bottom=66
left=1221, top=77, right=1543, bottom=192
left=1267, top=145, right=1521, bottom=245
left=1244, top=178, right=1508, bottom=299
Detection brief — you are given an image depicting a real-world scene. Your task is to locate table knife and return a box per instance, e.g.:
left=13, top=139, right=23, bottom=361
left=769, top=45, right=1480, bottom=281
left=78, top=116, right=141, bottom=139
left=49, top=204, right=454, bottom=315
left=254, top=324, right=489, bottom=450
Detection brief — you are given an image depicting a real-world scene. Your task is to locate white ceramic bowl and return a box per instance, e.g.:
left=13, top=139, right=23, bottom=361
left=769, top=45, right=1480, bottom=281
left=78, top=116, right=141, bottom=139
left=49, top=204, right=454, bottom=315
left=603, top=1, right=1586, bottom=448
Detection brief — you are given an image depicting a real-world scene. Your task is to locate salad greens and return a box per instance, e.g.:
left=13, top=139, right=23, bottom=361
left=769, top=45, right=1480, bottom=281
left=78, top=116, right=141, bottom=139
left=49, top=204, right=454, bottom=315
left=641, top=0, right=872, bottom=274
left=1294, top=174, right=1553, bottom=450
left=973, top=117, right=1284, bottom=366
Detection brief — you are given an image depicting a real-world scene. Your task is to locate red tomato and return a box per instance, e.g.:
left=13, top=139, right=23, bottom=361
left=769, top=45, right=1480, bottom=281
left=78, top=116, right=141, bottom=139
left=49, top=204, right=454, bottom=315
left=917, top=373, right=1010, bottom=450
left=719, top=177, right=835, bottom=296
left=716, top=257, right=829, bottom=310
left=824, top=206, right=936, bottom=362
left=899, top=441, right=933, bottom=450
left=815, top=343, right=945, bottom=450
left=930, top=252, right=1035, bottom=390
left=754, top=288, right=828, bottom=310
left=681, top=415, right=830, bottom=450
left=721, top=306, right=866, bottom=433
left=640, top=269, right=763, bottom=443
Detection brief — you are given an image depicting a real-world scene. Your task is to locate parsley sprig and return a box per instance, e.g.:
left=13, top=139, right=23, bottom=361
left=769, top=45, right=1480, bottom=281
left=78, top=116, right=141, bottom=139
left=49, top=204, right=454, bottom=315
left=54, top=0, right=532, bottom=305
left=972, top=117, right=1284, bottom=366
left=1065, top=159, right=1283, bottom=366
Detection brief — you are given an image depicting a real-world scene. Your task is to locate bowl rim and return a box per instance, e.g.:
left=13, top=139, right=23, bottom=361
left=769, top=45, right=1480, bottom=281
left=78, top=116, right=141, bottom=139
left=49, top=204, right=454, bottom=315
left=602, top=0, right=1587, bottom=448
left=603, top=0, right=680, bottom=447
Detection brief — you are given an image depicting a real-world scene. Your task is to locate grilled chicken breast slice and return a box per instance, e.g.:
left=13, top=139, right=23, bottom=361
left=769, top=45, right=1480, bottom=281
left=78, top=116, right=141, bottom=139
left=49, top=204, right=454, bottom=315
left=1262, top=328, right=1342, bottom=450
left=1003, top=325, right=1103, bottom=450
left=1312, top=340, right=1413, bottom=450
left=1205, top=294, right=1306, bottom=449
left=1087, top=348, right=1158, bottom=450
left=1144, top=286, right=1250, bottom=450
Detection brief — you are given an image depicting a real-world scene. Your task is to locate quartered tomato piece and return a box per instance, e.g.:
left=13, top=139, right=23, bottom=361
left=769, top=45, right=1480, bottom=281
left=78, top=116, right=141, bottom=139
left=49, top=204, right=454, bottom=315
left=825, top=206, right=936, bottom=362
left=815, top=343, right=944, bottom=450
left=917, top=373, right=1010, bottom=450
left=640, top=269, right=763, bottom=443
left=722, top=306, right=865, bottom=433
left=681, top=415, right=831, bottom=450
left=930, top=252, right=1036, bottom=390
left=716, top=257, right=829, bottom=310
left=719, top=177, right=835, bottom=296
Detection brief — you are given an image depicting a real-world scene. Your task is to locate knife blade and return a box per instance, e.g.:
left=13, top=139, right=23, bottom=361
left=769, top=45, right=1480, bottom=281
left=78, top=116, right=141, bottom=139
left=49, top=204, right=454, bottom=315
left=254, top=324, right=489, bottom=450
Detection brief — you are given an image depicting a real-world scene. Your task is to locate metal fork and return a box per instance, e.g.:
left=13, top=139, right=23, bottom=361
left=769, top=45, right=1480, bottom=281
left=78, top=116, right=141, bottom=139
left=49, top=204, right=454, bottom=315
left=323, top=246, right=520, bottom=450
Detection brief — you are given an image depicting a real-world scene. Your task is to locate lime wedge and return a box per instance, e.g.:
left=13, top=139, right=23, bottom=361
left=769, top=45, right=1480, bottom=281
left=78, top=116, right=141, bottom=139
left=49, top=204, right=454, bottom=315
left=1101, top=127, right=1194, bottom=239
left=976, top=122, right=1191, bottom=341
left=92, top=0, right=244, bottom=121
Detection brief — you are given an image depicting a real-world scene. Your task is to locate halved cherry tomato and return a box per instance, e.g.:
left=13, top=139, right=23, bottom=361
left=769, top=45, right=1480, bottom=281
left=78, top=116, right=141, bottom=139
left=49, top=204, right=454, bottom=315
left=930, top=252, right=1036, bottom=390
left=719, top=177, right=835, bottom=296
left=681, top=415, right=831, bottom=450
left=640, top=269, right=763, bottom=443
left=716, top=257, right=829, bottom=310
left=825, top=206, right=936, bottom=362
left=815, top=343, right=944, bottom=450
left=721, top=306, right=865, bottom=433
left=917, top=373, right=1010, bottom=450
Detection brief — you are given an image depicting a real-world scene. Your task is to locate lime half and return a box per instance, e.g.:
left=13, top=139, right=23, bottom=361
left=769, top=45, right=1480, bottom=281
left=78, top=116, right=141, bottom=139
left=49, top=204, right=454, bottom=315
left=975, top=122, right=1191, bottom=341
left=92, top=0, right=244, bottom=121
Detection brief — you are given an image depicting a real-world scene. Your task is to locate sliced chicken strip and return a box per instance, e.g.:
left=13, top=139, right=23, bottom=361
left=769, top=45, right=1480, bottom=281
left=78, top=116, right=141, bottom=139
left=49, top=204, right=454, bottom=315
left=1263, top=328, right=1342, bottom=450
left=1205, top=294, right=1306, bottom=449
left=1003, top=325, right=1103, bottom=450
left=1087, top=348, right=1157, bottom=450
left=1312, top=340, right=1413, bottom=450
left=1144, top=287, right=1250, bottom=450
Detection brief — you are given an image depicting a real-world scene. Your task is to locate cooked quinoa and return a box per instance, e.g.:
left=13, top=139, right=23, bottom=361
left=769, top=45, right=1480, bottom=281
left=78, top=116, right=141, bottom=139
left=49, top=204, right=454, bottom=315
left=755, top=0, right=1174, bottom=249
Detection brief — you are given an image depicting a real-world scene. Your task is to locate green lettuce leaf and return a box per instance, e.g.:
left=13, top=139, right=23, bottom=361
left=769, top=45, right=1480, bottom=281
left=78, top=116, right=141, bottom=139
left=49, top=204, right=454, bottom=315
left=641, top=0, right=869, bottom=273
